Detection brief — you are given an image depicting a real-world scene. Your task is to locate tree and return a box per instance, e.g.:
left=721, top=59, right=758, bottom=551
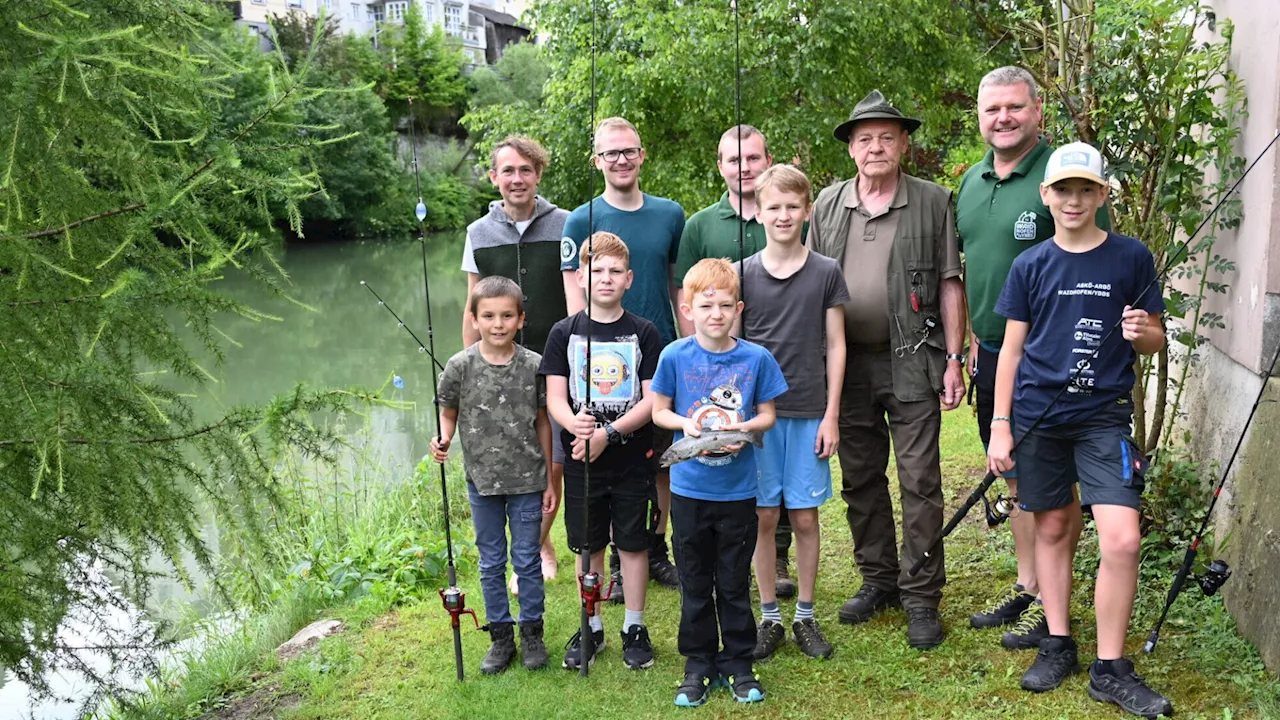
left=469, top=41, right=550, bottom=109
left=0, top=1, right=376, bottom=703
left=375, top=1, right=469, bottom=131
left=465, top=0, right=992, bottom=213
left=967, top=0, right=1245, bottom=452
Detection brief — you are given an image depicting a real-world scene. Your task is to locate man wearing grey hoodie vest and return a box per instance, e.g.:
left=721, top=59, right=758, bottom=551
left=462, top=135, right=571, bottom=591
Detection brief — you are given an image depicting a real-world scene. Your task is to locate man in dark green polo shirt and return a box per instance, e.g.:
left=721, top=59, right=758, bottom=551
left=673, top=125, right=799, bottom=598
left=956, top=66, right=1108, bottom=649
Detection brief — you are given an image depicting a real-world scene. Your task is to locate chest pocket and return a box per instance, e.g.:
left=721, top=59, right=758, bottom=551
left=906, top=258, right=939, bottom=310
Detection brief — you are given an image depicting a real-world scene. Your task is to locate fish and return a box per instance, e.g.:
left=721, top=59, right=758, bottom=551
left=659, top=429, right=764, bottom=468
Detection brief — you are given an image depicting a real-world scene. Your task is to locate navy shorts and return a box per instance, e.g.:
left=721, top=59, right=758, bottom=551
left=1013, top=402, right=1147, bottom=513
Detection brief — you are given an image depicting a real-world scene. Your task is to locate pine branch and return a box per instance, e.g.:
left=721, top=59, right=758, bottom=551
left=0, top=417, right=237, bottom=448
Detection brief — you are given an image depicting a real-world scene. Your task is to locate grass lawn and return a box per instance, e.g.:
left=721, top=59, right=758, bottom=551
left=225, top=410, right=1280, bottom=719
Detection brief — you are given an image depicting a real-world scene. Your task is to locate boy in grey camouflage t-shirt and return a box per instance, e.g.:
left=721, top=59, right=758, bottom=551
left=432, top=277, right=555, bottom=675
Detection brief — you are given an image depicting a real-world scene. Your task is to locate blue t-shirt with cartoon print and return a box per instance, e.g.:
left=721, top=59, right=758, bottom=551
left=650, top=337, right=788, bottom=502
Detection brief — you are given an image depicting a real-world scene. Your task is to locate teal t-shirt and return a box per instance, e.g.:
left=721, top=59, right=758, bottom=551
left=560, top=194, right=685, bottom=346
left=956, top=138, right=1111, bottom=347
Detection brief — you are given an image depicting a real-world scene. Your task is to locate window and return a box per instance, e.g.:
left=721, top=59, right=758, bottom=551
left=287, top=0, right=302, bottom=7
left=350, top=2, right=361, bottom=20
left=423, top=3, right=433, bottom=24
left=251, top=0, right=265, bottom=4
left=444, top=4, right=461, bottom=35
left=386, top=1, right=407, bottom=22
left=368, top=4, right=384, bottom=23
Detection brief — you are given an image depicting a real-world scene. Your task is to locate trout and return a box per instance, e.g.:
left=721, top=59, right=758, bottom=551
left=658, top=429, right=764, bottom=468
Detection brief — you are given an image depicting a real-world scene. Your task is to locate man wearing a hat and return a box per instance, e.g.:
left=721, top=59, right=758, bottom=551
left=808, top=90, right=966, bottom=650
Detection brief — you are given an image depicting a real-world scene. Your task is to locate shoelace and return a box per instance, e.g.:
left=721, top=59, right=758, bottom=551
left=980, top=586, right=1024, bottom=615
left=1011, top=603, right=1045, bottom=635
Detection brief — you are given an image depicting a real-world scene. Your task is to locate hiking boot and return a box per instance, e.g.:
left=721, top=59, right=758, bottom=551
left=480, top=622, right=516, bottom=675
left=674, top=672, right=713, bottom=707
left=752, top=620, right=786, bottom=662
left=728, top=672, right=766, bottom=703
left=1001, top=599, right=1049, bottom=650
left=649, top=534, right=680, bottom=588
left=562, top=628, right=606, bottom=670
left=838, top=585, right=900, bottom=624
left=519, top=619, right=548, bottom=670
left=906, top=607, right=945, bottom=650
left=970, top=583, right=1035, bottom=629
left=1021, top=636, right=1080, bottom=692
left=792, top=618, right=834, bottom=659
left=775, top=555, right=797, bottom=599
left=609, top=546, right=625, bottom=604
left=621, top=624, right=655, bottom=670
left=1088, top=658, right=1174, bottom=718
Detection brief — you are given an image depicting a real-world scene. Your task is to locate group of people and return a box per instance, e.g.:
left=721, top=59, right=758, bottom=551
left=428, top=65, right=1175, bottom=718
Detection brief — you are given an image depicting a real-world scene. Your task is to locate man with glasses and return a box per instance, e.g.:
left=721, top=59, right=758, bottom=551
left=560, top=116, right=686, bottom=602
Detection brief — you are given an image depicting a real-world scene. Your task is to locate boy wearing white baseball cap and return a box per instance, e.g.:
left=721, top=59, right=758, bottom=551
left=986, top=142, right=1173, bottom=718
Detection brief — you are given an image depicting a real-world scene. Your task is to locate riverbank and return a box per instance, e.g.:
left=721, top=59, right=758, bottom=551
left=115, top=411, right=1280, bottom=720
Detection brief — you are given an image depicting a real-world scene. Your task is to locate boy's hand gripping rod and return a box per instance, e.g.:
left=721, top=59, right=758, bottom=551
left=908, top=128, right=1280, bottom=579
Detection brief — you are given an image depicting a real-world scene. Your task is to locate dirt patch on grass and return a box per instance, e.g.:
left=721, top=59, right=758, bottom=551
left=201, top=683, right=300, bottom=720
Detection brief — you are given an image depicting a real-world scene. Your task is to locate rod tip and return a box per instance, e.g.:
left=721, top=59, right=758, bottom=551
left=359, top=280, right=366, bottom=285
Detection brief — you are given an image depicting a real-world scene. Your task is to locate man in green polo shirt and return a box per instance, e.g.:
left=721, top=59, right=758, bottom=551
left=673, top=125, right=799, bottom=599
left=956, top=66, right=1108, bottom=649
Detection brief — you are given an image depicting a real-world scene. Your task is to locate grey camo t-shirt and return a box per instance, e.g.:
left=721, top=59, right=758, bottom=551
left=436, top=345, right=548, bottom=496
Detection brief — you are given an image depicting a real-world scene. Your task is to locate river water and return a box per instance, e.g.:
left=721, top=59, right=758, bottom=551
left=0, top=233, right=469, bottom=719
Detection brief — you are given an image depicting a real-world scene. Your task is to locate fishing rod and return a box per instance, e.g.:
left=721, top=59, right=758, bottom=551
left=1144, top=338, right=1279, bottom=652
left=732, top=0, right=745, bottom=337
left=357, top=280, right=445, bottom=373
left=576, top=0, right=600, bottom=679
left=908, top=128, right=1280, bottom=578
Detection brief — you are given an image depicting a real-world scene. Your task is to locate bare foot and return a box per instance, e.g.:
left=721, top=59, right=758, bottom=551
left=540, top=543, right=559, bottom=581
left=508, top=572, right=519, bottom=596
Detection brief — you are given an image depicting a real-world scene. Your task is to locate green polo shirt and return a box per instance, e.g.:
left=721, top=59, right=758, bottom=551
left=675, top=191, right=767, bottom=283
left=956, top=138, right=1110, bottom=346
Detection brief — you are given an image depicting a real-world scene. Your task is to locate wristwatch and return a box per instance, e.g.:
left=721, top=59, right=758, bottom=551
left=946, top=353, right=966, bottom=363
left=604, top=423, right=623, bottom=445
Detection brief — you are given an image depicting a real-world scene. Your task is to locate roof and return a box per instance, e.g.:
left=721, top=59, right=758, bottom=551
left=470, top=4, right=529, bottom=31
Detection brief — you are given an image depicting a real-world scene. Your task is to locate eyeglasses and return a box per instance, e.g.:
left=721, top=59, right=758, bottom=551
left=596, top=147, right=642, bottom=163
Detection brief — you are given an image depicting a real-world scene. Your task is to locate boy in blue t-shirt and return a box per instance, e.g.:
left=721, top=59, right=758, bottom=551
left=987, top=143, right=1172, bottom=718
left=651, top=258, right=787, bottom=707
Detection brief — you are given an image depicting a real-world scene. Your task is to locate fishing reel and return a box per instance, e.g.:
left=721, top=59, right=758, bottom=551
left=1196, top=559, right=1231, bottom=596
left=982, top=493, right=1018, bottom=527
left=439, top=586, right=479, bottom=629
left=579, top=570, right=616, bottom=616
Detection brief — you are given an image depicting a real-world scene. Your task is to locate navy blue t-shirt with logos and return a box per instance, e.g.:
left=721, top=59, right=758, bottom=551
left=995, top=232, right=1164, bottom=428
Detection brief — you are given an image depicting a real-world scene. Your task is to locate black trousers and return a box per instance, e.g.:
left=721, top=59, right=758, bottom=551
left=670, top=493, right=758, bottom=679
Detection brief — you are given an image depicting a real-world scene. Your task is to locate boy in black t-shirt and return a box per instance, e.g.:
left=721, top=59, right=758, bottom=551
left=988, top=143, right=1172, bottom=718
left=540, top=232, right=663, bottom=671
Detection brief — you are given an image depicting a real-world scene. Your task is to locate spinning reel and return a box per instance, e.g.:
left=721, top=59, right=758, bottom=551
left=982, top=493, right=1018, bottom=527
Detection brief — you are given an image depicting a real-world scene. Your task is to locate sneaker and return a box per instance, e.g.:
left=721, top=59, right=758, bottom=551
left=1088, top=658, right=1174, bottom=718
left=621, top=624, right=655, bottom=670
left=609, top=547, right=625, bottom=604
left=906, top=607, right=945, bottom=650
left=562, top=628, right=606, bottom=670
left=838, top=585, right=900, bottom=624
left=1021, top=636, right=1080, bottom=692
left=775, top=556, right=797, bottom=600
left=970, top=583, right=1035, bottom=629
left=728, top=672, right=766, bottom=703
left=673, top=672, right=712, bottom=707
left=792, top=618, right=834, bottom=659
left=649, top=535, right=680, bottom=588
left=1001, top=599, right=1049, bottom=650
left=752, top=620, right=786, bottom=662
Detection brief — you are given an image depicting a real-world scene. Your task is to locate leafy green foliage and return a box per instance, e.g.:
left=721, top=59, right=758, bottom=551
left=465, top=0, right=991, bottom=211
left=0, top=0, right=391, bottom=698
left=468, top=41, right=550, bottom=109
left=360, top=2, right=469, bottom=132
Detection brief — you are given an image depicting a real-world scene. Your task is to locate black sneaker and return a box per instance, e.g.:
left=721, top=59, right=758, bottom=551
left=793, top=618, right=834, bottom=659
left=562, top=628, right=606, bottom=670
left=906, top=607, right=945, bottom=650
left=609, top=547, right=625, bottom=604
left=970, top=583, right=1035, bottom=629
left=752, top=620, right=786, bottom=661
left=1021, top=636, right=1080, bottom=692
left=621, top=624, right=655, bottom=670
left=1001, top=599, right=1049, bottom=650
left=1088, top=658, right=1174, bottom=718
left=838, top=584, right=900, bottom=624
left=673, top=672, right=712, bottom=707
left=775, top=555, right=797, bottom=599
left=649, top=535, right=680, bottom=589
left=728, top=672, right=766, bottom=703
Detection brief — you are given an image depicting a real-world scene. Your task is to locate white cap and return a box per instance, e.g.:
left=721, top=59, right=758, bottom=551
left=1043, top=142, right=1106, bottom=186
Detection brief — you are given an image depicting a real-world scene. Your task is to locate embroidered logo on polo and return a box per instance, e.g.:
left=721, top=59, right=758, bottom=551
left=1014, top=210, right=1038, bottom=241
left=559, top=236, right=578, bottom=264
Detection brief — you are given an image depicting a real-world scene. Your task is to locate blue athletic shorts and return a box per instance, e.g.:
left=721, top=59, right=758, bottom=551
left=756, top=417, right=832, bottom=509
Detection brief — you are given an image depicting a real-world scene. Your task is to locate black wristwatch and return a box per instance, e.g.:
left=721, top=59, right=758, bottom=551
left=604, top=423, right=623, bottom=445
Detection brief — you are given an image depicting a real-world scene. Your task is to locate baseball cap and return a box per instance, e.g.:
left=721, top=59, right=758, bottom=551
left=1042, top=142, right=1106, bottom=187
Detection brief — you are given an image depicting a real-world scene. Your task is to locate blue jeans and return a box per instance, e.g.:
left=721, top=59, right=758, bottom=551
left=468, top=483, right=545, bottom=624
